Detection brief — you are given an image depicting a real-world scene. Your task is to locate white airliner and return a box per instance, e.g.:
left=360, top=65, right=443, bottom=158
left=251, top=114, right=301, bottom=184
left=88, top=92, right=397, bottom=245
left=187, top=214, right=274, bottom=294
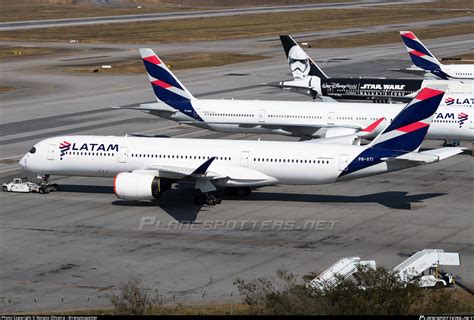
left=20, top=86, right=463, bottom=205
left=400, top=31, right=474, bottom=80
left=119, top=49, right=473, bottom=142
left=271, top=35, right=473, bottom=101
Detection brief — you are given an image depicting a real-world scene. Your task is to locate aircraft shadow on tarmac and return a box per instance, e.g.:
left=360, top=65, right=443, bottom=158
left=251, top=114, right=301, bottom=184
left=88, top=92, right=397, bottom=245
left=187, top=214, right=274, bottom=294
left=57, top=184, right=445, bottom=223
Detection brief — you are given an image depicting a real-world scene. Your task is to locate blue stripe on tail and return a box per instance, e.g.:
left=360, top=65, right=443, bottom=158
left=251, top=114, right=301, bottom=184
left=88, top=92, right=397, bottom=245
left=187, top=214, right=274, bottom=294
left=151, top=85, right=203, bottom=121
left=143, top=60, right=184, bottom=90
left=339, top=87, right=445, bottom=177
left=401, top=36, right=433, bottom=57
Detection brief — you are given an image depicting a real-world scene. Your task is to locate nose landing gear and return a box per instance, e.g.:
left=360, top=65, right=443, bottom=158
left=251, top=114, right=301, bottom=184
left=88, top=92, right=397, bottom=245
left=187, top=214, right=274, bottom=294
left=37, top=174, right=59, bottom=193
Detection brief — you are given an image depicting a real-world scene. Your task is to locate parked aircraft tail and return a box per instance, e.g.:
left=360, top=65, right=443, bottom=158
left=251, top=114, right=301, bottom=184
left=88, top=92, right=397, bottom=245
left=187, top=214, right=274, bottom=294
left=139, top=48, right=202, bottom=120
left=369, top=85, right=446, bottom=152
left=338, top=85, right=455, bottom=178
left=399, top=31, right=450, bottom=80
left=279, top=35, right=329, bottom=80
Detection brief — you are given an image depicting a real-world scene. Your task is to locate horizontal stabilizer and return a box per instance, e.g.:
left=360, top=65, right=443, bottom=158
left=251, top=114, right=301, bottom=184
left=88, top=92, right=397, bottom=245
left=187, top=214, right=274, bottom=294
left=306, top=134, right=360, bottom=145
left=419, top=147, right=464, bottom=161
left=321, top=96, right=338, bottom=103
left=382, top=147, right=463, bottom=164
left=357, top=117, right=385, bottom=137
left=113, top=103, right=177, bottom=114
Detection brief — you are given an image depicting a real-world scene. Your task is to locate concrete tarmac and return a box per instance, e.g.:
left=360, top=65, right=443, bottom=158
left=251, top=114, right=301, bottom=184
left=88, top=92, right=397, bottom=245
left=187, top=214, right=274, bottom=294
left=0, top=31, right=473, bottom=312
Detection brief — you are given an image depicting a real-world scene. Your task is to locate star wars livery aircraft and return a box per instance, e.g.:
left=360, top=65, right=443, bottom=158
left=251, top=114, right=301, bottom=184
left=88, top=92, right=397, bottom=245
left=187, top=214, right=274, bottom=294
left=271, top=35, right=472, bottom=102
left=399, top=31, right=474, bottom=80
left=119, top=49, right=473, bottom=142
left=20, top=86, right=462, bottom=205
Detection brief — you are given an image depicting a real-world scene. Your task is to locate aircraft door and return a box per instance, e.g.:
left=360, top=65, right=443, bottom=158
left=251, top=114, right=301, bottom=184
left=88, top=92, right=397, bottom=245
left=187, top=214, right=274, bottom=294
left=47, top=144, right=55, bottom=160
left=118, top=147, right=129, bottom=163
left=470, top=109, right=474, bottom=129
left=194, top=107, right=201, bottom=122
left=240, top=151, right=250, bottom=167
left=258, top=110, right=266, bottom=123
left=338, top=154, right=348, bottom=171
left=328, top=112, right=335, bottom=125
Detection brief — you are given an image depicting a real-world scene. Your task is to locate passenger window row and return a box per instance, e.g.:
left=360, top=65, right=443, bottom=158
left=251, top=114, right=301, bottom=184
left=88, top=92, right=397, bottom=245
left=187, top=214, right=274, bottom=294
left=253, top=158, right=330, bottom=164
left=268, top=115, right=323, bottom=119
left=432, top=120, right=458, bottom=123
left=205, top=113, right=253, bottom=117
left=65, top=151, right=114, bottom=156
left=131, top=154, right=232, bottom=161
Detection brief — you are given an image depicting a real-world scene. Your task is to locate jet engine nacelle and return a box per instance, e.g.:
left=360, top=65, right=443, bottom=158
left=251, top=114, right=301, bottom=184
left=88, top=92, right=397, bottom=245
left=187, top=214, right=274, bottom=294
left=114, top=172, right=172, bottom=201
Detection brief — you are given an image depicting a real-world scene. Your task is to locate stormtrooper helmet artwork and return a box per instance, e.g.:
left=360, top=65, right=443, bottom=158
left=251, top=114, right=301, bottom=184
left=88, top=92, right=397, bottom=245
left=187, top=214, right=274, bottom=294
left=288, top=45, right=310, bottom=79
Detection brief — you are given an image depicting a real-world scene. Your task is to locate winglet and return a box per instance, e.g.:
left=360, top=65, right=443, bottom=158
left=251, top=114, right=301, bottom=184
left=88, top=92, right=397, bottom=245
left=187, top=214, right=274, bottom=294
left=358, top=117, right=385, bottom=137
left=192, top=157, right=216, bottom=175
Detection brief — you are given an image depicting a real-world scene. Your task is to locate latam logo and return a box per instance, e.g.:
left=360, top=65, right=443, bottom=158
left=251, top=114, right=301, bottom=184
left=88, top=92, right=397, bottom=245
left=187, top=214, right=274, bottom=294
left=444, top=97, right=474, bottom=106
left=59, top=141, right=71, bottom=158
left=458, top=112, right=468, bottom=127
left=435, top=113, right=469, bottom=128
left=59, top=142, right=119, bottom=160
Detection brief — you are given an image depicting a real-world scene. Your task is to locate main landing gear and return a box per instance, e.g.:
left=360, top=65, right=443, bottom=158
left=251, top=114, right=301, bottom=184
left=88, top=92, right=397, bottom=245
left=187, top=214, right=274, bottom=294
left=37, top=174, right=59, bottom=194
left=224, top=186, right=251, bottom=197
left=443, top=140, right=460, bottom=147
left=194, top=191, right=222, bottom=206
left=193, top=187, right=252, bottom=205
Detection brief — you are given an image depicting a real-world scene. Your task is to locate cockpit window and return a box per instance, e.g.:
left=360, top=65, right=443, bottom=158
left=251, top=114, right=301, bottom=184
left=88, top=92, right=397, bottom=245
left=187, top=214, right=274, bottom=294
left=29, top=147, right=36, bottom=154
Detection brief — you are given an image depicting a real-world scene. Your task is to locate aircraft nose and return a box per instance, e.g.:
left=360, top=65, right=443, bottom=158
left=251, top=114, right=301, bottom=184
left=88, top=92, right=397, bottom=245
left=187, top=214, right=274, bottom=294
left=19, top=154, right=28, bottom=169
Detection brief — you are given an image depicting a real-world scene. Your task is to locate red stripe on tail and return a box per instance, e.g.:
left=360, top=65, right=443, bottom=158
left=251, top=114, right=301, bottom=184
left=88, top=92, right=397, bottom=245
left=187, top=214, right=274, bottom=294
left=402, top=32, right=416, bottom=40
left=151, top=79, right=172, bottom=88
left=415, top=88, right=444, bottom=101
left=361, top=117, right=385, bottom=133
left=409, top=49, right=426, bottom=57
left=143, top=55, right=161, bottom=65
left=397, top=121, right=429, bottom=133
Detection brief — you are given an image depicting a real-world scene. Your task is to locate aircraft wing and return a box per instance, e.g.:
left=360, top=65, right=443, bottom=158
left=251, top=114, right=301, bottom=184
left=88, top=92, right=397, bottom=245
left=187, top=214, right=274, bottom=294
left=382, top=147, right=464, bottom=164
left=389, top=66, right=438, bottom=79
left=144, top=157, right=278, bottom=192
left=144, top=157, right=220, bottom=180
left=261, top=79, right=318, bottom=98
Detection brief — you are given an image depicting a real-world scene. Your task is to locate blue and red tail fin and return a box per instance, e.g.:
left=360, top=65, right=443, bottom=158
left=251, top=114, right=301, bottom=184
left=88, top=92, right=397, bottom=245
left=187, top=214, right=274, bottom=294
left=339, top=85, right=447, bottom=178
left=369, top=85, right=447, bottom=152
left=139, top=48, right=202, bottom=120
left=399, top=31, right=449, bottom=80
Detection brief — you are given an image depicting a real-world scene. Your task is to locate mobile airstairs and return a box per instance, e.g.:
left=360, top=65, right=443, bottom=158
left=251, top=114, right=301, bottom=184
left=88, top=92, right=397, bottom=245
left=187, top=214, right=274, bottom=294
left=308, top=249, right=460, bottom=289
left=393, top=249, right=460, bottom=288
left=308, top=257, right=376, bottom=290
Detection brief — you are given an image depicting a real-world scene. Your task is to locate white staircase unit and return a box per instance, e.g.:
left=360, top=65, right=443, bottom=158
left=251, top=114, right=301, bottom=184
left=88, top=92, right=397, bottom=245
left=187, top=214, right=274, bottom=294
left=393, top=249, right=460, bottom=282
left=308, top=257, right=376, bottom=290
